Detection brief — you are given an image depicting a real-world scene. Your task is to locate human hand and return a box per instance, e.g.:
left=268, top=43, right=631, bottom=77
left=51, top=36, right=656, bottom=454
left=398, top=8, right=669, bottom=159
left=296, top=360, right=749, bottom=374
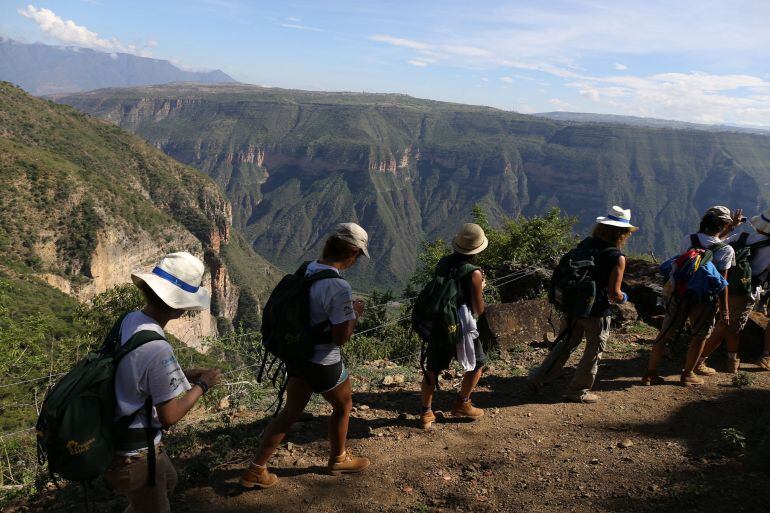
left=731, top=208, right=745, bottom=227
left=353, top=299, right=365, bottom=317
left=199, top=369, right=222, bottom=387
left=184, top=368, right=205, bottom=381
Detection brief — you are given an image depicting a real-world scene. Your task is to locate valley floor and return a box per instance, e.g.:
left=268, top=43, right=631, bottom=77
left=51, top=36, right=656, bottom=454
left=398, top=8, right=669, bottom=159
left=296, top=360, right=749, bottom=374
left=29, top=330, right=770, bottom=513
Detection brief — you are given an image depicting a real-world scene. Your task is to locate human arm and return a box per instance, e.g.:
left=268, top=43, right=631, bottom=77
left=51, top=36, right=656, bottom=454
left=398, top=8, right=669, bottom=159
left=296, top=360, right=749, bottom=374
left=720, top=270, right=730, bottom=324
left=156, top=368, right=221, bottom=428
left=608, top=255, right=627, bottom=303
left=470, top=269, right=486, bottom=317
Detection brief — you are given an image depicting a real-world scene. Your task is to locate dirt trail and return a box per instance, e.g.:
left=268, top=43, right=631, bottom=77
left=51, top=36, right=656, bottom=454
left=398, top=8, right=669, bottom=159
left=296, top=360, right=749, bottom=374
left=173, top=336, right=770, bottom=513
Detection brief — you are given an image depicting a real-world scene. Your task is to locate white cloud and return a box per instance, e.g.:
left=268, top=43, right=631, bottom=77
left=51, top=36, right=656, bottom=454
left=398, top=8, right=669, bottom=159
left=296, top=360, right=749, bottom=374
left=613, top=62, right=628, bottom=71
left=281, top=23, right=322, bottom=32
left=408, top=59, right=428, bottom=67
left=18, top=5, right=153, bottom=57
left=548, top=98, right=571, bottom=110
left=286, top=16, right=301, bottom=23
left=580, top=87, right=601, bottom=102
left=500, top=76, right=514, bottom=83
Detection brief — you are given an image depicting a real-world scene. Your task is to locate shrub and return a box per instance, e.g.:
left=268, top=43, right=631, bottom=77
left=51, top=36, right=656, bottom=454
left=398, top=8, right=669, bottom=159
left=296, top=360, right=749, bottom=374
left=732, top=371, right=754, bottom=388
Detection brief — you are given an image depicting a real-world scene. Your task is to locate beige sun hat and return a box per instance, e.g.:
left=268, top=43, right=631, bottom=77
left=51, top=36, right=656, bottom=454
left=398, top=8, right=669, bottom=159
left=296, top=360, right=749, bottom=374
left=750, top=208, right=770, bottom=234
left=705, top=205, right=733, bottom=224
left=131, top=252, right=211, bottom=311
left=331, top=222, right=370, bottom=258
left=595, top=205, right=638, bottom=231
left=452, top=223, right=489, bottom=255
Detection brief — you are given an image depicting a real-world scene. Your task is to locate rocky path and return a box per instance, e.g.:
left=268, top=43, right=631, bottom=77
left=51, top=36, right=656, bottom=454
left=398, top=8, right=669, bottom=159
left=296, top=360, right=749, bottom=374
left=172, top=336, right=770, bottom=513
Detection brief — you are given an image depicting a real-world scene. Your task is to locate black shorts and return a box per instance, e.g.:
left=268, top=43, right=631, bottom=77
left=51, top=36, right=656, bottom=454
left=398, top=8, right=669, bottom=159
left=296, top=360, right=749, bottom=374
left=287, top=359, right=348, bottom=394
left=425, top=337, right=487, bottom=373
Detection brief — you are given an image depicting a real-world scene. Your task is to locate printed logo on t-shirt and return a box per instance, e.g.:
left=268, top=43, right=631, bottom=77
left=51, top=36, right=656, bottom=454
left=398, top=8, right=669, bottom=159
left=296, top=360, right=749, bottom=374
left=169, top=376, right=182, bottom=391
left=161, top=355, right=178, bottom=368
left=343, top=304, right=353, bottom=316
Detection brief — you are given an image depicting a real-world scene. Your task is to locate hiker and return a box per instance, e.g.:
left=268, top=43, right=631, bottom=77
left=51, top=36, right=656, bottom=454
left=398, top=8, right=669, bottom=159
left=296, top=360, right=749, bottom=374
left=528, top=206, right=636, bottom=403
left=642, top=206, right=741, bottom=386
left=417, top=222, right=490, bottom=430
left=240, top=223, right=370, bottom=489
left=698, top=208, right=770, bottom=374
left=104, top=252, right=222, bottom=513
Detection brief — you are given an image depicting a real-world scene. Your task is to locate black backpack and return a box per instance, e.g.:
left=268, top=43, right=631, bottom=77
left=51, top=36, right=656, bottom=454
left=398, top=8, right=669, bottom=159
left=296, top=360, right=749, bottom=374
left=412, top=257, right=479, bottom=371
left=260, top=262, right=341, bottom=364
left=727, top=233, right=770, bottom=296
left=36, top=314, right=165, bottom=483
left=548, top=237, right=617, bottom=318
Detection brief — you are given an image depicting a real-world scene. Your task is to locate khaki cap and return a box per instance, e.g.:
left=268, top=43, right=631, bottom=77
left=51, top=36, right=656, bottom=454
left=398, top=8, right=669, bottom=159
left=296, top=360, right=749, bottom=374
left=705, top=205, right=733, bottom=223
left=331, top=222, right=370, bottom=258
left=452, top=223, right=489, bottom=255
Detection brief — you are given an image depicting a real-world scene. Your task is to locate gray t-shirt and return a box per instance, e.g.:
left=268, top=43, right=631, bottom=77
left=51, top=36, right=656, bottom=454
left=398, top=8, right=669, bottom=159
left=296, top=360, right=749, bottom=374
left=305, top=261, right=356, bottom=365
left=679, top=233, right=735, bottom=272
left=114, top=311, right=190, bottom=452
left=724, top=232, right=770, bottom=278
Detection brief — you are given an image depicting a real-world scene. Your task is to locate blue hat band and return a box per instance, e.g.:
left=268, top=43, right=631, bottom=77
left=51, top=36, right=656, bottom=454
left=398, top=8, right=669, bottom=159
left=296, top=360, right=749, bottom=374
left=152, top=267, right=200, bottom=293
left=606, top=214, right=631, bottom=224
left=761, top=213, right=770, bottom=224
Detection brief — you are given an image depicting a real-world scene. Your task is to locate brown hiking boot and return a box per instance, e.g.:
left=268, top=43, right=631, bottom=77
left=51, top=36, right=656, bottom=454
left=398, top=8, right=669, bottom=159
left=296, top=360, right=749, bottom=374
left=239, top=464, right=278, bottom=489
left=420, top=410, right=436, bottom=430
left=328, top=452, right=370, bottom=476
left=726, top=356, right=740, bottom=373
left=451, top=398, right=484, bottom=419
left=758, top=355, right=770, bottom=371
left=680, top=372, right=704, bottom=386
left=641, top=371, right=665, bottom=386
left=694, top=359, right=717, bottom=376
left=567, top=392, right=599, bottom=404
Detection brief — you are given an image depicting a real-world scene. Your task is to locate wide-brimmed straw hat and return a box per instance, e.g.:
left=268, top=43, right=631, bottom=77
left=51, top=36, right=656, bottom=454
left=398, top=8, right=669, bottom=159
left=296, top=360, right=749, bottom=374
left=595, top=205, right=638, bottom=231
left=750, top=209, right=770, bottom=234
left=131, top=252, right=211, bottom=311
left=331, top=222, right=370, bottom=258
left=453, top=223, right=489, bottom=255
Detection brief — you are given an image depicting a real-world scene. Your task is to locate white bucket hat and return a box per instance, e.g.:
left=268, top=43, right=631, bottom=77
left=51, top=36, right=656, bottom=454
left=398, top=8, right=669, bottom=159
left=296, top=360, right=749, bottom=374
left=131, top=252, right=211, bottom=311
left=452, top=223, right=489, bottom=255
left=750, top=209, right=770, bottom=234
left=331, top=222, right=370, bottom=258
left=596, top=205, right=638, bottom=231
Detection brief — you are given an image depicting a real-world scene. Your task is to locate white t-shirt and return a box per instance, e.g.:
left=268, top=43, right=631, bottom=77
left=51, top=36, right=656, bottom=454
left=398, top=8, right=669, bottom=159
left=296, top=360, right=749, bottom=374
left=305, top=261, right=356, bottom=365
left=680, top=233, right=735, bottom=272
left=114, top=311, right=191, bottom=452
left=724, top=232, right=770, bottom=278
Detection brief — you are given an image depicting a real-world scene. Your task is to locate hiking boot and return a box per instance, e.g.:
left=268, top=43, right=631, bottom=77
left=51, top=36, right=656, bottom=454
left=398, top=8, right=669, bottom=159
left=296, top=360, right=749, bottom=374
left=757, top=355, right=770, bottom=371
left=694, top=359, right=717, bottom=376
left=239, top=464, right=278, bottom=489
left=726, top=355, right=740, bottom=374
left=641, top=371, right=665, bottom=386
left=420, top=409, right=436, bottom=430
left=680, top=372, right=704, bottom=386
left=566, top=392, right=599, bottom=404
left=451, top=398, right=484, bottom=419
left=328, top=452, right=370, bottom=476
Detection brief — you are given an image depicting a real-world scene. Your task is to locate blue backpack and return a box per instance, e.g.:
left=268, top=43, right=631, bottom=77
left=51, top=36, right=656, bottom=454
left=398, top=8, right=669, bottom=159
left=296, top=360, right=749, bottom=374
left=659, top=234, right=728, bottom=303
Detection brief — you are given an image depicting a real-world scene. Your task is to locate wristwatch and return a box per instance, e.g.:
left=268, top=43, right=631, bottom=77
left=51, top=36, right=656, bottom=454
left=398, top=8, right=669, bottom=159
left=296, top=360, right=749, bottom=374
left=193, top=379, right=209, bottom=395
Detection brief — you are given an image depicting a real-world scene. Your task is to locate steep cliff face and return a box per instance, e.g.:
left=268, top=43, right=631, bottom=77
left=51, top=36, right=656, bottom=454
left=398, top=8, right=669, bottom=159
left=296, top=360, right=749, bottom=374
left=0, top=83, right=276, bottom=347
left=58, top=83, right=770, bottom=289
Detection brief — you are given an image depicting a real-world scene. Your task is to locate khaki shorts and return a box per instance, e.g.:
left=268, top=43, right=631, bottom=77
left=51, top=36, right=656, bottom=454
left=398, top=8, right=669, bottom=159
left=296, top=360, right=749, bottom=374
left=717, top=294, right=756, bottom=333
left=659, top=295, right=718, bottom=340
left=104, top=444, right=177, bottom=513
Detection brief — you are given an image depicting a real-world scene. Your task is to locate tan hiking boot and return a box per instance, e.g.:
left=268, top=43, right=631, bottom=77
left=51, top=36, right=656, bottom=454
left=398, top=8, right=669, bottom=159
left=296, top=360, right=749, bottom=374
left=567, top=392, right=599, bottom=403
left=758, top=355, right=770, bottom=371
left=328, top=452, right=370, bottom=476
left=451, top=398, right=484, bottom=419
left=694, top=359, right=717, bottom=376
left=680, top=372, right=704, bottom=386
left=420, top=410, right=436, bottom=430
left=239, top=464, right=278, bottom=489
left=726, top=355, right=740, bottom=373
left=641, top=371, right=665, bottom=386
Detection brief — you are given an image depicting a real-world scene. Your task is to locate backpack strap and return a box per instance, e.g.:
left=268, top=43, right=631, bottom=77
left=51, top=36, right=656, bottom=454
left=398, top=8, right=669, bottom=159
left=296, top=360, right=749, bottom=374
left=301, top=264, right=347, bottom=339
left=690, top=234, right=702, bottom=250
left=749, top=237, right=770, bottom=250
left=707, top=241, right=727, bottom=252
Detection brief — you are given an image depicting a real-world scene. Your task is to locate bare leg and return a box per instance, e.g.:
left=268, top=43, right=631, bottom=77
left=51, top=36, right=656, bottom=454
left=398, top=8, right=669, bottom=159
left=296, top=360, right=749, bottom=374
left=253, top=378, right=313, bottom=466
left=421, top=372, right=438, bottom=409
left=725, top=330, right=741, bottom=354
left=458, top=368, right=483, bottom=400
left=683, top=336, right=707, bottom=374
left=322, top=378, right=353, bottom=458
left=646, top=332, right=672, bottom=373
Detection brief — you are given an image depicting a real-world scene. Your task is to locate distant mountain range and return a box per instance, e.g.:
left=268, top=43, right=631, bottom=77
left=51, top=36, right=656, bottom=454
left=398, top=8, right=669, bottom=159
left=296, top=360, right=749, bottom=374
left=58, top=83, right=770, bottom=289
left=0, top=38, right=235, bottom=95
left=537, top=111, right=770, bottom=135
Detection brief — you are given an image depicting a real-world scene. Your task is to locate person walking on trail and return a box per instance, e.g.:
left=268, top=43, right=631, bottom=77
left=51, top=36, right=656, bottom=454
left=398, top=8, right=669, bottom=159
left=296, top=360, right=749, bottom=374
left=104, top=252, right=222, bottom=513
left=240, top=223, right=370, bottom=489
left=528, top=206, right=636, bottom=404
left=642, top=206, right=742, bottom=387
left=417, top=223, right=490, bottom=430
left=699, top=208, right=770, bottom=374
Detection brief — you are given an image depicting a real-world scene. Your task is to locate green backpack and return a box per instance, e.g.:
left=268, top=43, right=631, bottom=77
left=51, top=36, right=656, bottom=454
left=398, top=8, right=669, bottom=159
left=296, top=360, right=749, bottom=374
left=728, top=233, right=770, bottom=296
left=548, top=237, right=617, bottom=318
left=260, top=262, right=341, bottom=364
left=412, top=257, right=479, bottom=371
left=36, top=314, right=165, bottom=483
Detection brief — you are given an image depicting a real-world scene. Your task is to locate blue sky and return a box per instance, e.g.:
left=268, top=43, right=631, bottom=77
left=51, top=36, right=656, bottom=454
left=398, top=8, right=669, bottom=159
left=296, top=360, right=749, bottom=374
left=3, top=0, right=770, bottom=125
